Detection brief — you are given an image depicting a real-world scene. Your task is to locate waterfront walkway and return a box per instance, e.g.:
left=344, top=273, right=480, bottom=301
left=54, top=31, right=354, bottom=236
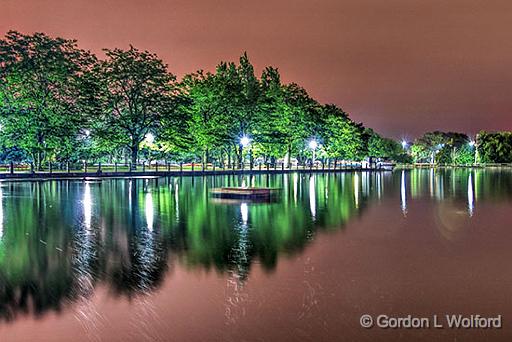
left=0, top=163, right=387, bottom=181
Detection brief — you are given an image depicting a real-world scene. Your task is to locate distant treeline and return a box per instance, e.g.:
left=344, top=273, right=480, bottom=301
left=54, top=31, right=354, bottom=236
left=0, top=31, right=408, bottom=168
left=407, top=131, right=512, bottom=165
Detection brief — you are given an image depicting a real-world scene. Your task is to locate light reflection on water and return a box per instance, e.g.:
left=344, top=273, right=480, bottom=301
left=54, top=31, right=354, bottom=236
left=401, top=170, right=407, bottom=216
left=0, top=168, right=511, bottom=333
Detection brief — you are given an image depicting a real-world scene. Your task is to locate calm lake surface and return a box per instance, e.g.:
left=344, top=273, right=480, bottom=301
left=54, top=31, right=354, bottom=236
left=1, top=169, right=512, bottom=341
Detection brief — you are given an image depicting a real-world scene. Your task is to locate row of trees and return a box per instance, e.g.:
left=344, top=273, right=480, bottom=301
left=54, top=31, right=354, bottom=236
left=0, top=31, right=408, bottom=169
left=409, top=131, right=475, bottom=164
left=409, top=130, right=512, bottom=164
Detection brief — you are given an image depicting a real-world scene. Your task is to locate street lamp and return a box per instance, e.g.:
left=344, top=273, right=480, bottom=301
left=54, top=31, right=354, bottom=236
left=309, top=139, right=318, bottom=166
left=240, top=135, right=251, bottom=170
left=469, top=140, right=477, bottom=164
left=145, top=132, right=155, bottom=144
left=240, top=135, right=250, bottom=148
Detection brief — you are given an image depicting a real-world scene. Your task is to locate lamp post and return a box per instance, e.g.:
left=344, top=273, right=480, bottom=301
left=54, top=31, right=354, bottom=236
left=240, top=135, right=250, bottom=170
left=309, top=139, right=318, bottom=167
left=145, top=132, right=155, bottom=144
left=469, top=140, right=477, bottom=164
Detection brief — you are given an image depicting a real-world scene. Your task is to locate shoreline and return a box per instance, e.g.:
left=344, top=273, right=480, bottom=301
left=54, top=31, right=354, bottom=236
left=0, top=167, right=385, bottom=182
left=0, top=164, right=510, bottom=182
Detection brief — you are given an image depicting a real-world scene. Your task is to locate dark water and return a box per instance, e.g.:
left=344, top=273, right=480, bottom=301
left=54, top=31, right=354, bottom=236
left=0, top=169, right=512, bottom=341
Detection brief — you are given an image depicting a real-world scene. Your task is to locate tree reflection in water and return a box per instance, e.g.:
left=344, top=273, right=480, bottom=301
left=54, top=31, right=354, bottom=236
left=1, top=169, right=511, bottom=322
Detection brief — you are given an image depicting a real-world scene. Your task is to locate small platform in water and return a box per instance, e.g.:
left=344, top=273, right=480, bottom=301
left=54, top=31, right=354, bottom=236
left=210, top=187, right=280, bottom=200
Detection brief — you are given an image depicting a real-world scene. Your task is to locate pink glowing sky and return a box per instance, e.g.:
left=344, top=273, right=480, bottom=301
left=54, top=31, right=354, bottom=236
left=2, top=0, right=512, bottom=138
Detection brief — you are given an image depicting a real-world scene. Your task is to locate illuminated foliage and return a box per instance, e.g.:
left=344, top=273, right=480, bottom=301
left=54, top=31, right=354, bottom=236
left=477, top=131, right=512, bottom=163
left=80, top=46, right=179, bottom=167
left=0, top=31, right=95, bottom=168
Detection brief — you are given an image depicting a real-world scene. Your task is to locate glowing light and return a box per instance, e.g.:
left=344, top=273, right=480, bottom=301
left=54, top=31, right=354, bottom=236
left=145, top=132, right=155, bottom=144
left=83, top=182, right=92, bottom=231
left=309, top=175, right=316, bottom=219
left=429, top=168, right=434, bottom=197
left=241, top=202, right=248, bottom=224
left=400, top=170, right=407, bottom=215
left=308, top=139, right=318, bottom=150
left=174, top=181, right=179, bottom=220
left=401, top=140, right=407, bottom=148
left=128, top=180, right=132, bottom=206
left=293, top=173, right=298, bottom=204
left=469, top=140, right=476, bottom=147
left=354, top=173, right=360, bottom=208
left=376, top=172, right=382, bottom=199
left=468, top=173, right=474, bottom=217
left=145, top=192, right=154, bottom=231
left=240, top=135, right=250, bottom=147
left=83, top=129, right=91, bottom=137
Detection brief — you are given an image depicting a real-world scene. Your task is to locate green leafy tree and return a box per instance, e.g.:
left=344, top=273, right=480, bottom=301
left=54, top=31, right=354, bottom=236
left=0, top=31, right=94, bottom=168
left=83, top=46, right=178, bottom=168
left=364, top=128, right=410, bottom=162
left=180, top=70, right=232, bottom=164
left=411, top=131, right=469, bottom=164
left=217, top=53, right=262, bottom=167
left=477, top=131, right=512, bottom=163
left=320, top=104, right=365, bottom=161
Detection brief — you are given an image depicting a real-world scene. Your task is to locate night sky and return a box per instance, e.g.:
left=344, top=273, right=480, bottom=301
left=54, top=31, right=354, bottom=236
left=2, top=0, right=511, bottom=139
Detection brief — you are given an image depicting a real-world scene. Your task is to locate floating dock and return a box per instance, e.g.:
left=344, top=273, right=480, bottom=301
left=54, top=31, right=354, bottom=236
left=210, top=187, right=280, bottom=200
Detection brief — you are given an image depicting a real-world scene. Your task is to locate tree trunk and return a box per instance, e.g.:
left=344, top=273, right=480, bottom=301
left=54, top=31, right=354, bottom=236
left=287, top=144, right=292, bottom=169
left=238, top=144, right=243, bottom=168
left=202, top=148, right=209, bottom=165
left=37, top=151, right=43, bottom=171
left=131, top=145, right=138, bottom=170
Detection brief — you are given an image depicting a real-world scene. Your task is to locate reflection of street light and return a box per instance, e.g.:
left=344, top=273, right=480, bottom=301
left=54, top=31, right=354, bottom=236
left=309, top=139, right=318, bottom=165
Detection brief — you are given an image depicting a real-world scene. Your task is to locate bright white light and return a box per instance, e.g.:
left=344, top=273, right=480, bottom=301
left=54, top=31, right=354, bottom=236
left=469, top=140, right=476, bottom=147
left=145, top=132, right=155, bottom=144
left=354, top=173, right=360, bottom=208
left=309, top=175, right=316, bottom=219
left=240, top=135, right=250, bottom=147
left=145, top=192, right=154, bottom=231
left=241, top=202, right=248, bottom=224
left=400, top=170, right=407, bottom=216
left=83, top=182, right=92, bottom=231
left=468, top=173, right=474, bottom=217
left=293, top=173, right=298, bottom=204
left=84, top=129, right=91, bottom=137
left=401, top=140, right=407, bottom=148
left=308, top=139, right=318, bottom=150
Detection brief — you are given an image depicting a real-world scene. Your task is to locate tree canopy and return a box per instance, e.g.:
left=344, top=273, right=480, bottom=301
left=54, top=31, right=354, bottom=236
left=1, top=31, right=438, bottom=167
left=0, top=31, right=94, bottom=168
